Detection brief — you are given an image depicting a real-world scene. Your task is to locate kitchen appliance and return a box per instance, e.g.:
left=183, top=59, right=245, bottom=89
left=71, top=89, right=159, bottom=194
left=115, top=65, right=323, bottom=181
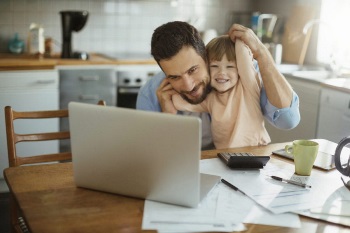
left=117, top=70, right=157, bottom=109
left=60, top=11, right=89, bottom=59
left=100, top=52, right=160, bottom=109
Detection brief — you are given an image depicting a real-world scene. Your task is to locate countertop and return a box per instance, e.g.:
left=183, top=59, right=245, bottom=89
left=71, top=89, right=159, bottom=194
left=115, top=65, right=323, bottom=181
left=278, top=64, right=350, bottom=93
left=321, top=78, right=350, bottom=94
left=2, top=56, right=349, bottom=94
left=0, top=53, right=157, bottom=71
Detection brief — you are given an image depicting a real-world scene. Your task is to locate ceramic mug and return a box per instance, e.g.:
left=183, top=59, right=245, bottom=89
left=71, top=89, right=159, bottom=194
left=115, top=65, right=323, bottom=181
left=285, top=140, right=319, bottom=176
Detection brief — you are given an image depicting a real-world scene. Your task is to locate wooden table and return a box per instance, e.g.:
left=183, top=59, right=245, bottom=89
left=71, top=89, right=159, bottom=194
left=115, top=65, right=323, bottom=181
left=4, top=143, right=350, bottom=233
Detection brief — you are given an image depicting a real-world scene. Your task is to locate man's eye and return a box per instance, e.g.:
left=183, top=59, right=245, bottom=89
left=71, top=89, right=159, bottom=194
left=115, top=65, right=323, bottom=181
left=210, top=65, right=218, bottom=68
left=188, top=67, right=197, bottom=75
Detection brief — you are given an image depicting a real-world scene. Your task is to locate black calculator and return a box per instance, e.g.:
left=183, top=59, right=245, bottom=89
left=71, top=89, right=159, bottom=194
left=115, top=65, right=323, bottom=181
left=217, top=152, right=270, bottom=169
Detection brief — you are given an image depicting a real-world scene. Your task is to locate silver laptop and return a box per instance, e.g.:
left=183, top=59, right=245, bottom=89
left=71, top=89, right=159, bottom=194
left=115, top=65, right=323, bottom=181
left=68, top=102, right=220, bottom=208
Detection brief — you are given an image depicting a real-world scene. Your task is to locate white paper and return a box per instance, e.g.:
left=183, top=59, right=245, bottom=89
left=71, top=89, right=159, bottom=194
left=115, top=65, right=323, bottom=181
left=217, top=182, right=301, bottom=228
left=200, top=158, right=336, bottom=214
left=142, top=184, right=246, bottom=232
left=142, top=158, right=302, bottom=232
left=296, top=183, right=350, bottom=226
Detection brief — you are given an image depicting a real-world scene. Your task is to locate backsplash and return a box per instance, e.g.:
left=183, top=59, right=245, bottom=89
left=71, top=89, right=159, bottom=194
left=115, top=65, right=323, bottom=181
left=0, top=0, right=253, bottom=55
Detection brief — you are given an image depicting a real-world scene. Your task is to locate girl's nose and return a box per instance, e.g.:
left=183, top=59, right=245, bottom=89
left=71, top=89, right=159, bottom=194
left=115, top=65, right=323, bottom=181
left=218, top=69, right=226, bottom=76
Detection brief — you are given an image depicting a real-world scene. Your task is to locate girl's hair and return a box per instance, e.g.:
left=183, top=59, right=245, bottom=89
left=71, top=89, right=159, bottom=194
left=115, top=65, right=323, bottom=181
left=206, top=35, right=236, bottom=62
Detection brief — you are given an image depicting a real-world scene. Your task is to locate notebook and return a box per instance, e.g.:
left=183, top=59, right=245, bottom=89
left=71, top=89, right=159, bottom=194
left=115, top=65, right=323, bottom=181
left=68, top=102, right=220, bottom=208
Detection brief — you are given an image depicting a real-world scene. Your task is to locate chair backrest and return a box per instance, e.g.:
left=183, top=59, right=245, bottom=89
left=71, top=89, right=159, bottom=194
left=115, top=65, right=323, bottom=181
left=5, top=100, right=106, bottom=167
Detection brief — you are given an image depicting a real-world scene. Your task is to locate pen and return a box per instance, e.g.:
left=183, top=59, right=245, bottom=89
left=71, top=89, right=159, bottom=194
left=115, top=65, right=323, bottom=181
left=221, top=178, right=246, bottom=195
left=270, top=176, right=311, bottom=188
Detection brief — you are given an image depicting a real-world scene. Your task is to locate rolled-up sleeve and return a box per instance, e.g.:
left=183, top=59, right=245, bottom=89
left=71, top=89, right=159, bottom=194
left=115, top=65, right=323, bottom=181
left=136, top=72, right=163, bottom=112
left=260, top=87, right=300, bottom=130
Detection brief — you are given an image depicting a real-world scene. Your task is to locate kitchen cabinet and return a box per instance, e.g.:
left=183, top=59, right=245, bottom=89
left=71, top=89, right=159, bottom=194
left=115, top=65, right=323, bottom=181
left=265, top=75, right=322, bottom=142
left=59, top=66, right=117, bottom=152
left=0, top=70, right=59, bottom=180
left=317, top=87, right=350, bottom=143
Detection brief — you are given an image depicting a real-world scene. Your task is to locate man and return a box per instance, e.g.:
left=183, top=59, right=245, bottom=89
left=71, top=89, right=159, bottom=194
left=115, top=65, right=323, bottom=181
left=137, top=21, right=300, bottom=149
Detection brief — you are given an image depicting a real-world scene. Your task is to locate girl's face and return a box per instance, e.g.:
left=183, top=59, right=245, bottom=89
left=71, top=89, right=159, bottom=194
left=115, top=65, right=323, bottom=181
left=209, top=54, right=238, bottom=93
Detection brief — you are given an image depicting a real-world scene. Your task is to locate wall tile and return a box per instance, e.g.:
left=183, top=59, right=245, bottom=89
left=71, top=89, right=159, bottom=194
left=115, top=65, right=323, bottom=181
left=0, top=0, right=253, bottom=55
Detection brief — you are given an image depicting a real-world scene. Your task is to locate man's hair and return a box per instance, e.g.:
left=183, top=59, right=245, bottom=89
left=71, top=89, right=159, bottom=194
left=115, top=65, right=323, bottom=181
left=151, top=21, right=207, bottom=64
left=206, top=35, right=236, bottom=62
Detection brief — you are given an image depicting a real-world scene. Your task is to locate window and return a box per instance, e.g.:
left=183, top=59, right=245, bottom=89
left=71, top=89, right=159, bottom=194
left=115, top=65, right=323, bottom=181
left=318, top=0, right=350, bottom=70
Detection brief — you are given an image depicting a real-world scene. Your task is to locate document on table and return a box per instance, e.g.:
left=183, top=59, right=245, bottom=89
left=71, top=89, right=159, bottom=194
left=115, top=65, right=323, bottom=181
left=296, top=181, right=350, bottom=226
left=142, top=182, right=300, bottom=232
left=200, top=158, right=340, bottom=214
left=142, top=183, right=246, bottom=232
left=142, top=158, right=301, bottom=232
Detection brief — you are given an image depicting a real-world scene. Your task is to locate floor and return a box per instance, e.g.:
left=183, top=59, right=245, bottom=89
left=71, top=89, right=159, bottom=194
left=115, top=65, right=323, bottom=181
left=0, top=192, right=10, bottom=233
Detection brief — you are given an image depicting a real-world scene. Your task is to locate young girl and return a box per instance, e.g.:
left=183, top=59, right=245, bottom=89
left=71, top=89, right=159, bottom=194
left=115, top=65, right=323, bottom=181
left=172, top=35, right=270, bottom=149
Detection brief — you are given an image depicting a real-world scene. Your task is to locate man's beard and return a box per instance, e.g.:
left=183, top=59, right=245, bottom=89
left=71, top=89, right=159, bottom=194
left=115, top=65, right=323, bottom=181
left=179, top=80, right=212, bottom=105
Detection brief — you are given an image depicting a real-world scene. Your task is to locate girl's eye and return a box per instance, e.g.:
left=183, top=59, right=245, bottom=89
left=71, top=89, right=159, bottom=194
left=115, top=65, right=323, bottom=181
left=210, top=65, right=218, bottom=68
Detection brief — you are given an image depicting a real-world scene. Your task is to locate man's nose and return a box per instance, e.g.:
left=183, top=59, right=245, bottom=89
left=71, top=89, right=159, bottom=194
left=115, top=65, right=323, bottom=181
left=181, top=75, right=194, bottom=91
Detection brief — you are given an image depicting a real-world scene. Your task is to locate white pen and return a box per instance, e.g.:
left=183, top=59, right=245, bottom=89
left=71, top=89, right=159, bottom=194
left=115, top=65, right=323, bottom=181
left=270, top=176, right=311, bottom=188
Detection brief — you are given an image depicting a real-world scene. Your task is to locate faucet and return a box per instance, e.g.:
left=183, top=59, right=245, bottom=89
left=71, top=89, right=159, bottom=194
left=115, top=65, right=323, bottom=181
left=303, top=19, right=340, bottom=76
left=257, top=14, right=278, bottom=41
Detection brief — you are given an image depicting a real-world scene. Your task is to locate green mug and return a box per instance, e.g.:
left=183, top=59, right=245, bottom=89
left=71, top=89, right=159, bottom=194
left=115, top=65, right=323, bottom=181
left=285, top=140, right=319, bottom=176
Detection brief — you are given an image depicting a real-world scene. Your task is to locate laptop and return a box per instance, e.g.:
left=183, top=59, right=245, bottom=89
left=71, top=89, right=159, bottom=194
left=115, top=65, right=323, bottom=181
left=68, top=102, right=220, bottom=208
left=272, top=139, right=349, bottom=171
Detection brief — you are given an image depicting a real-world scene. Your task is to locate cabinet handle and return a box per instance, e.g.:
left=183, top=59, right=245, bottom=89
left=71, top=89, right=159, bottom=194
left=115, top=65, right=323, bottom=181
left=79, top=76, right=100, bottom=81
left=118, top=88, right=140, bottom=94
left=79, top=94, right=99, bottom=100
left=36, top=79, right=56, bottom=84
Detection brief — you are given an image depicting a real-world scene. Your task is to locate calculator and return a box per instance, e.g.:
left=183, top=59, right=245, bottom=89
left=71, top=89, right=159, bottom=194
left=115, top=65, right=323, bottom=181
left=217, top=152, right=270, bottom=169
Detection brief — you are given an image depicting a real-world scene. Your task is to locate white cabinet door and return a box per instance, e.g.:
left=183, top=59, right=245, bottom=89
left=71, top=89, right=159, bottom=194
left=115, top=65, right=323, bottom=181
left=265, top=76, right=321, bottom=143
left=317, top=87, right=350, bottom=143
left=0, top=70, right=59, bottom=179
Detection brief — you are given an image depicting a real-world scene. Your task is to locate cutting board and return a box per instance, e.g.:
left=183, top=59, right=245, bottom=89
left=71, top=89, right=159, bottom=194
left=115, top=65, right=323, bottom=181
left=282, top=5, right=316, bottom=64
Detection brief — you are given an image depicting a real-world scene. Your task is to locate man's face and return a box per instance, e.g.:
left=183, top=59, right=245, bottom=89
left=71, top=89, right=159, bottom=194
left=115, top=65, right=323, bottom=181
left=159, top=46, right=210, bottom=104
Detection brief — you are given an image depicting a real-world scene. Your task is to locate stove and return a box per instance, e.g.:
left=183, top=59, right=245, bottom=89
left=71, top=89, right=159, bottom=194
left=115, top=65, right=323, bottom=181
left=103, top=52, right=160, bottom=109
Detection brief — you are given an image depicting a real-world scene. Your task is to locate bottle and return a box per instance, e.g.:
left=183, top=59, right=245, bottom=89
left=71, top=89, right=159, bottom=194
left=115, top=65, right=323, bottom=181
left=251, top=12, right=260, bottom=34
left=8, top=33, right=24, bottom=54
left=28, top=23, right=44, bottom=55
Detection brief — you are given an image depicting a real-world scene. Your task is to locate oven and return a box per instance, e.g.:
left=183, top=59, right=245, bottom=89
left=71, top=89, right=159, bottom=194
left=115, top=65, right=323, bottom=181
left=117, top=70, right=158, bottom=109
left=100, top=52, right=160, bottom=109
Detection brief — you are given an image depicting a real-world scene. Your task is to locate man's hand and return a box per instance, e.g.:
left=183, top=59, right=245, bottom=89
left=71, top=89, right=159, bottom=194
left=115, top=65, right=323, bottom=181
left=228, top=23, right=293, bottom=109
left=228, top=24, right=266, bottom=61
left=156, top=78, right=178, bottom=114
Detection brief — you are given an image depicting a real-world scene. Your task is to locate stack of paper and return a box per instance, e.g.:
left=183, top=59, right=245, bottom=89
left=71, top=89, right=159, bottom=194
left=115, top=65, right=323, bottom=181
left=142, top=158, right=303, bottom=232
left=142, top=157, right=350, bottom=231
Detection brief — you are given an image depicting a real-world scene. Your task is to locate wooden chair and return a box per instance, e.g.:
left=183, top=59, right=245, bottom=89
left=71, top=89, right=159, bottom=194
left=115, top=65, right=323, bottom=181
left=4, top=100, right=106, bottom=233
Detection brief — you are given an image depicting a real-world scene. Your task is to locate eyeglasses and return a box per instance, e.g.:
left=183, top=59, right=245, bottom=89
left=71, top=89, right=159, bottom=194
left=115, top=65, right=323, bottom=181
left=341, top=177, right=350, bottom=191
